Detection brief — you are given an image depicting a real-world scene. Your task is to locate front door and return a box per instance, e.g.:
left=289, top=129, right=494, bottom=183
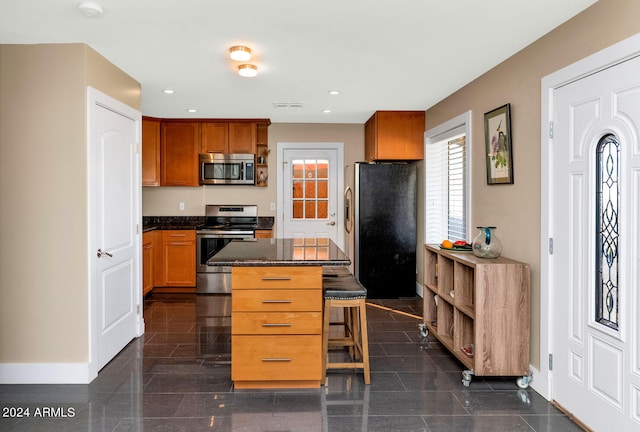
left=278, top=143, right=344, bottom=249
left=551, top=56, right=640, bottom=431
left=88, top=87, right=142, bottom=372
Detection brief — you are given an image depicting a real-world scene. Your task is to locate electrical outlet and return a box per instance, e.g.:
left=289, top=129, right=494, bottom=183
left=270, top=202, right=276, bottom=211
left=179, top=202, right=184, bottom=211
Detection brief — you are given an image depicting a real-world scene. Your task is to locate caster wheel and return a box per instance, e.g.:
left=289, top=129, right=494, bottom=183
left=418, top=324, right=429, bottom=338
left=516, top=375, right=531, bottom=389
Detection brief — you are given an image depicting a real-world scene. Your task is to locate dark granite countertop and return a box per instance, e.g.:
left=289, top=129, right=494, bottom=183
left=142, top=216, right=275, bottom=233
left=207, top=238, right=350, bottom=267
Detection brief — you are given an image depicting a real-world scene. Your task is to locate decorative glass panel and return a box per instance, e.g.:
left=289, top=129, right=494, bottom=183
left=595, top=134, right=619, bottom=331
left=290, top=159, right=329, bottom=220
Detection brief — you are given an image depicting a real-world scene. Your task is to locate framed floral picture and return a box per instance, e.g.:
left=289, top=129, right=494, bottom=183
left=484, top=103, right=513, bottom=184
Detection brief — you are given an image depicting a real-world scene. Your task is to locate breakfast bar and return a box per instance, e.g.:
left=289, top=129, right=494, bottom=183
left=208, top=238, right=350, bottom=389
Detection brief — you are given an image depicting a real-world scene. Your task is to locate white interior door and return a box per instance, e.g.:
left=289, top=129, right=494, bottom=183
left=278, top=143, right=344, bottom=249
left=551, top=56, right=640, bottom=431
left=88, top=87, right=142, bottom=373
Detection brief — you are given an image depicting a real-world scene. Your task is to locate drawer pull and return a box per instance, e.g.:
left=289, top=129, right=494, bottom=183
left=261, top=323, right=292, bottom=327
left=262, top=300, right=292, bottom=304
left=261, top=277, right=292, bottom=281
left=170, top=233, right=186, bottom=237
left=261, top=358, right=291, bottom=362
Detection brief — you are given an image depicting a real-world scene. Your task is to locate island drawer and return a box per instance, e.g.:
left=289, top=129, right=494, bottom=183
left=232, top=289, right=321, bottom=312
left=232, top=335, right=322, bottom=381
left=232, top=312, right=322, bottom=335
left=232, top=266, right=322, bottom=289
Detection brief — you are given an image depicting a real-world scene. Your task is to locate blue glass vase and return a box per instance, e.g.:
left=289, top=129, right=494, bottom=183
left=472, top=226, right=503, bottom=258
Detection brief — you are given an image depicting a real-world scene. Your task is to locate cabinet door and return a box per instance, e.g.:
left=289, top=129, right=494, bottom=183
left=364, top=115, right=377, bottom=161
left=162, top=240, right=196, bottom=286
left=201, top=122, right=229, bottom=154
left=142, top=232, right=154, bottom=295
left=142, top=118, right=161, bottom=186
left=228, top=122, right=257, bottom=154
left=161, top=122, right=199, bottom=186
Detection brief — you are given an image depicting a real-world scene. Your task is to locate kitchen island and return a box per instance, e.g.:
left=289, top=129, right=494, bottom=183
left=208, top=238, right=349, bottom=389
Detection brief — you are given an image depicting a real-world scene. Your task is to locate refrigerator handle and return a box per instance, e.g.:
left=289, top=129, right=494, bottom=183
left=344, top=186, right=353, bottom=233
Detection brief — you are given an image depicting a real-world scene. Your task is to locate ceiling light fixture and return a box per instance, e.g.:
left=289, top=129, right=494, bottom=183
left=328, top=90, right=340, bottom=95
left=162, top=89, right=175, bottom=94
left=238, top=64, right=258, bottom=78
left=186, top=109, right=197, bottom=113
left=77, top=1, right=104, bottom=17
left=229, top=46, right=252, bottom=61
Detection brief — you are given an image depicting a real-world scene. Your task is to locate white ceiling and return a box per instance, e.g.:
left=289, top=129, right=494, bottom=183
left=0, top=0, right=597, bottom=123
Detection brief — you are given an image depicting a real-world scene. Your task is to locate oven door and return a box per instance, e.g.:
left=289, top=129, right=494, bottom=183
left=196, top=232, right=253, bottom=294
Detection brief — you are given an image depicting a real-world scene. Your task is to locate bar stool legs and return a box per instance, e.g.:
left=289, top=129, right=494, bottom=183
left=322, top=297, right=370, bottom=385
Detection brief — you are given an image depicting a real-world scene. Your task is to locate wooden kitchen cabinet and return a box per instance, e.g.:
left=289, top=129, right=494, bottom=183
left=200, top=121, right=259, bottom=154
left=364, top=110, right=425, bottom=161
left=142, top=231, right=154, bottom=296
left=153, top=230, right=196, bottom=292
left=422, top=245, right=531, bottom=387
left=142, top=117, right=161, bottom=186
left=254, top=229, right=272, bottom=238
left=161, top=121, right=200, bottom=186
left=231, top=266, right=323, bottom=388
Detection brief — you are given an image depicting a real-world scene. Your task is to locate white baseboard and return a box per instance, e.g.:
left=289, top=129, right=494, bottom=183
left=0, top=362, right=96, bottom=384
left=416, top=281, right=424, bottom=298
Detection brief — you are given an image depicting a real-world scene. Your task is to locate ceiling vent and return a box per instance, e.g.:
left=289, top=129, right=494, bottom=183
left=273, top=102, right=303, bottom=110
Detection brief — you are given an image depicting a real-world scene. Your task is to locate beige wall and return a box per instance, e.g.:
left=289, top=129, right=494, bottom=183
left=0, top=44, right=140, bottom=364
left=142, top=122, right=365, bottom=233
left=423, top=0, right=640, bottom=369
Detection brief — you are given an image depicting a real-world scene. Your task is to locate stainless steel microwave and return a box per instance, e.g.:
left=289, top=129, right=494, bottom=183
left=199, top=153, right=255, bottom=185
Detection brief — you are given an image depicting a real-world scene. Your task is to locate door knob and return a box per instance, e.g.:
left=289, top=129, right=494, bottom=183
left=97, top=248, right=113, bottom=258
left=326, top=221, right=336, bottom=226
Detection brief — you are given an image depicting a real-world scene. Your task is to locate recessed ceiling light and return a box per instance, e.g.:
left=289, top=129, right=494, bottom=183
left=328, top=90, right=340, bottom=95
left=186, top=109, right=197, bottom=113
left=238, top=64, right=258, bottom=78
left=77, top=1, right=104, bottom=17
left=322, top=109, right=332, bottom=114
left=163, top=89, right=175, bottom=94
left=229, top=46, right=252, bottom=61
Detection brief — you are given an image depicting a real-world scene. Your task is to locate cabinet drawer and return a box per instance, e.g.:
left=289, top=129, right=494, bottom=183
left=232, top=335, right=321, bottom=381
left=161, top=230, right=196, bottom=241
left=232, top=312, right=322, bottom=335
left=232, top=266, right=321, bottom=289
left=232, top=289, right=321, bottom=312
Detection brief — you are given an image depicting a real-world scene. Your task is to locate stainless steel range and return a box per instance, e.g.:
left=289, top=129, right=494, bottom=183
left=196, top=205, right=257, bottom=294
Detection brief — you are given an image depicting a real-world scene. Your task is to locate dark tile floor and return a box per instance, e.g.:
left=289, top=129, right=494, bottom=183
left=0, top=293, right=584, bottom=432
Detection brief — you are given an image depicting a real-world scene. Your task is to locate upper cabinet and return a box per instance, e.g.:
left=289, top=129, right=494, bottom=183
left=161, top=121, right=200, bottom=186
left=364, top=111, right=425, bottom=161
left=201, top=121, right=258, bottom=154
left=143, top=118, right=270, bottom=187
left=142, top=117, right=161, bottom=186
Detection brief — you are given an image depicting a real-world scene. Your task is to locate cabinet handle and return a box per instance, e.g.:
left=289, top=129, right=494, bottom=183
left=261, top=277, right=292, bottom=281
left=261, top=358, right=291, bottom=362
left=261, top=323, right=292, bottom=327
left=169, top=242, right=189, bottom=246
left=170, top=234, right=186, bottom=237
left=262, top=300, right=292, bottom=304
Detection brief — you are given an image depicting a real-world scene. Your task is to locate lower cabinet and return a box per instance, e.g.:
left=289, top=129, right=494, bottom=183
left=231, top=266, right=323, bottom=388
left=153, top=230, right=196, bottom=293
left=422, top=244, right=531, bottom=387
left=142, top=231, right=154, bottom=296
left=254, top=229, right=272, bottom=238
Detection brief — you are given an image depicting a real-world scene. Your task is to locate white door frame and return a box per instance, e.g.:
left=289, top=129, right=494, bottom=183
left=540, top=32, right=640, bottom=400
left=276, top=142, right=345, bottom=250
left=87, top=87, right=143, bottom=380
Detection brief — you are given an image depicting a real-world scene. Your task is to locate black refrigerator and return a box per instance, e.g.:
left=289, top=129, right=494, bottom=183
left=353, top=162, right=417, bottom=299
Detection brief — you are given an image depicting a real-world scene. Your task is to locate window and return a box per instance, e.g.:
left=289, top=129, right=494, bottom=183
left=424, top=112, right=471, bottom=243
left=291, top=159, right=329, bottom=220
left=595, top=134, right=620, bottom=330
